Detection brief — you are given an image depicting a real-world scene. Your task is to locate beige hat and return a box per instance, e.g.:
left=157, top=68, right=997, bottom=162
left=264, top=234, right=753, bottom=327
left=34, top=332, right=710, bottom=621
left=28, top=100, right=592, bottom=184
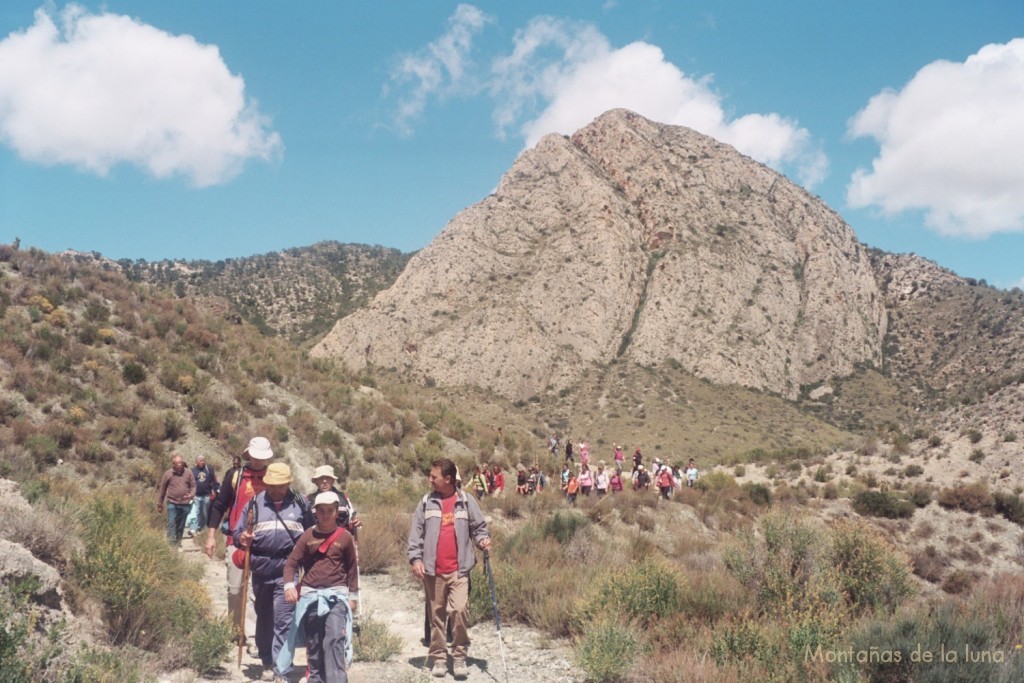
left=246, top=436, right=274, bottom=461
left=263, top=462, right=292, bottom=485
left=312, top=465, right=337, bottom=481
left=313, top=491, right=340, bottom=507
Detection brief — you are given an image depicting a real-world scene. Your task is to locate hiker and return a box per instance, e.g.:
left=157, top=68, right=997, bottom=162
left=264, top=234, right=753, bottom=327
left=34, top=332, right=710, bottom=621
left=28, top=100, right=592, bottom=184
left=657, top=463, right=675, bottom=499
left=564, top=438, right=574, bottom=464
left=565, top=472, right=579, bottom=505
left=634, top=465, right=651, bottom=491
left=185, top=454, right=218, bottom=538
left=579, top=440, right=590, bottom=467
left=280, top=491, right=359, bottom=683
left=469, top=465, right=489, bottom=499
left=491, top=464, right=505, bottom=496
left=206, top=436, right=275, bottom=644
left=408, top=458, right=492, bottom=680
left=306, top=465, right=361, bottom=540
left=157, top=453, right=195, bottom=547
left=560, top=463, right=571, bottom=491
left=609, top=469, right=624, bottom=493
left=613, top=444, right=625, bottom=474
left=578, top=464, right=594, bottom=496
left=686, top=459, right=699, bottom=488
left=482, top=463, right=494, bottom=494
left=595, top=463, right=610, bottom=496
left=515, top=464, right=529, bottom=495
left=532, top=465, right=547, bottom=493
left=631, top=448, right=643, bottom=478
left=234, top=462, right=313, bottom=681
left=547, top=433, right=558, bottom=455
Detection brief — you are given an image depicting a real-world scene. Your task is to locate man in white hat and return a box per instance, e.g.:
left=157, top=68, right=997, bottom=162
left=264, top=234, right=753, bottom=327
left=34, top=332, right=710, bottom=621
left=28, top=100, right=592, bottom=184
left=234, top=462, right=313, bottom=682
left=205, top=436, right=275, bottom=646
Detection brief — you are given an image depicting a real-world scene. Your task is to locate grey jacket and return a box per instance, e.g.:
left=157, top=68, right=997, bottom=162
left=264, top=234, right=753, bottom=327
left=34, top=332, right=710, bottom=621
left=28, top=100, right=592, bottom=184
left=407, top=490, right=489, bottom=577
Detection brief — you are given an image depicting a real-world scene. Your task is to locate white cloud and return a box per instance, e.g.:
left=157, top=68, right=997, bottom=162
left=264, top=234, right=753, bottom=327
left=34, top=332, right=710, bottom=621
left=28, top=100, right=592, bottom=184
left=386, top=4, right=491, bottom=135
left=0, top=5, right=281, bottom=187
left=490, top=16, right=826, bottom=187
left=847, top=38, right=1024, bottom=238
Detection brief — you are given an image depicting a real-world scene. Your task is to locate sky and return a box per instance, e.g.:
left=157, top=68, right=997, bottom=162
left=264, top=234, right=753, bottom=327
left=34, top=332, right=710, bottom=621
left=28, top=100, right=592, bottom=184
left=1, top=2, right=1022, bottom=289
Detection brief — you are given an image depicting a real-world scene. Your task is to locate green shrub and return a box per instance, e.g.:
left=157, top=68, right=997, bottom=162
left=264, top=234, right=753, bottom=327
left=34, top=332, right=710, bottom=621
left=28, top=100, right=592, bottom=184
left=994, top=491, right=1024, bottom=525
left=937, top=483, right=995, bottom=515
left=583, top=560, right=682, bottom=628
left=903, top=464, right=924, bottom=477
left=969, top=449, right=986, bottom=463
left=189, top=615, right=234, bottom=674
left=575, top=616, right=639, bottom=683
left=744, top=483, right=772, bottom=506
left=353, top=613, right=404, bottom=662
left=852, top=490, right=915, bottom=519
left=967, top=429, right=983, bottom=444
left=121, top=361, right=147, bottom=385
left=543, top=510, right=590, bottom=545
left=829, top=520, right=914, bottom=614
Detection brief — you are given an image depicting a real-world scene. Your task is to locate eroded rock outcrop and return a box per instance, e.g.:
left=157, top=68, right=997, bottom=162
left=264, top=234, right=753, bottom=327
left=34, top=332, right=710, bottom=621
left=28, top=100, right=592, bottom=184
left=313, top=110, right=886, bottom=399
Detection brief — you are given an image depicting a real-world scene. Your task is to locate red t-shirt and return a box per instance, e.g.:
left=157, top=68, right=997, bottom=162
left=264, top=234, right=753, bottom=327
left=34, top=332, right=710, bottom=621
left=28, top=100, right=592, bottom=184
left=434, top=494, right=459, bottom=574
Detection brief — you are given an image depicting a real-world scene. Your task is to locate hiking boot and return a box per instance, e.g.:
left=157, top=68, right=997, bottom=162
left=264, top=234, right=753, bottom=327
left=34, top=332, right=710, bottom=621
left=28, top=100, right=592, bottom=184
left=453, top=660, right=469, bottom=680
left=260, top=668, right=275, bottom=681
left=431, top=659, right=447, bottom=677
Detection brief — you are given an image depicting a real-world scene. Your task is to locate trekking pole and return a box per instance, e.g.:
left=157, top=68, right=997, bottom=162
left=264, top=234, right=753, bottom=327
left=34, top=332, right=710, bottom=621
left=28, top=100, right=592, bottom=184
left=237, top=512, right=254, bottom=669
left=483, top=550, right=510, bottom=683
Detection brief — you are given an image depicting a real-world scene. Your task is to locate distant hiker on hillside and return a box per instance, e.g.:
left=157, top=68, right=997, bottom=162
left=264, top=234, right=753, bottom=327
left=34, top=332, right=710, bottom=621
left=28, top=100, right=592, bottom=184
left=564, top=438, right=574, bottom=464
left=609, top=469, right=624, bottom=493
left=686, top=459, right=699, bottom=488
left=491, top=464, right=505, bottom=496
left=595, top=463, right=610, bottom=496
left=234, top=463, right=313, bottom=681
left=634, top=465, right=651, bottom=491
left=515, top=464, right=529, bottom=495
left=206, top=436, right=275, bottom=645
left=408, top=458, right=491, bottom=680
left=578, top=464, right=594, bottom=496
left=565, top=472, right=579, bottom=505
left=469, top=465, right=489, bottom=499
left=657, top=463, right=675, bottom=499
left=280, top=491, right=359, bottom=683
left=547, top=433, right=559, bottom=455
left=631, top=448, right=643, bottom=478
left=613, top=444, right=625, bottom=474
left=157, top=453, right=195, bottom=547
left=185, top=454, right=218, bottom=538
left=579, top=440, right=590, bottom=467
left=482, top=463, right=494, bottom=493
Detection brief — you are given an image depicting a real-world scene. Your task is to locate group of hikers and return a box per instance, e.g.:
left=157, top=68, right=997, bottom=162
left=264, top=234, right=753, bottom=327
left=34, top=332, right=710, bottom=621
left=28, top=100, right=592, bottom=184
left=463, top=437, right=700, bottom=504
left=155, top=438, right=491, bottom=682
left=153, top=432, right=698, bottom=681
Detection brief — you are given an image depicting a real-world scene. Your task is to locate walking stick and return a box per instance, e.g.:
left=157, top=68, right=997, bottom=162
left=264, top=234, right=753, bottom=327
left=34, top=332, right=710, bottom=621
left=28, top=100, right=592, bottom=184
left=237, top=513, right=254, bottom=669
left=483, top=550, right=510, bottom=683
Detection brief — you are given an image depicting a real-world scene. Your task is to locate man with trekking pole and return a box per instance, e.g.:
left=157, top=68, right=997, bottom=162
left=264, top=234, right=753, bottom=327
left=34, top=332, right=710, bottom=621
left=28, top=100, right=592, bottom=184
left=408, top=458, right=492, bottom=680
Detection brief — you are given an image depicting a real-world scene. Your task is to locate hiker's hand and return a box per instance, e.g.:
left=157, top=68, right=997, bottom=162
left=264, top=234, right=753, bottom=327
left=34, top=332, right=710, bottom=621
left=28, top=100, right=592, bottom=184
left=284, top=587, right=298, bottom=604
left=479, top=538, right=491, bottom=552
left=156, top=503, right=163, bottom=513
left=411, top=559, right=425, bottom=579
left=204, top=534, right=217, bottom=558
left=350, top=517, right=363, bottom=531
left=238, top=531, right=253, bottom=549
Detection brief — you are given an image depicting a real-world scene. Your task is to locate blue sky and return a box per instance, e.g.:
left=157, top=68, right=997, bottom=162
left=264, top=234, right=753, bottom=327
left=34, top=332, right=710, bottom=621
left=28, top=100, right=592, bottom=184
left=1, top=2, right=1022, bottom=289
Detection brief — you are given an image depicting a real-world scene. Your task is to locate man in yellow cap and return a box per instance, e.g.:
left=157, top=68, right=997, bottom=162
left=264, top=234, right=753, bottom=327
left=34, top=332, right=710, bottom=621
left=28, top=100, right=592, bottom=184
left=234, top=462, right=313, bottom=682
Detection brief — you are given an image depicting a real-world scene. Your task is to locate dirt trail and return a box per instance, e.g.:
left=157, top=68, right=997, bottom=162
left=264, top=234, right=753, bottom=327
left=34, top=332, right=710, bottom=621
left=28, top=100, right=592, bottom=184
left=163, top=539, right=578, bottom=683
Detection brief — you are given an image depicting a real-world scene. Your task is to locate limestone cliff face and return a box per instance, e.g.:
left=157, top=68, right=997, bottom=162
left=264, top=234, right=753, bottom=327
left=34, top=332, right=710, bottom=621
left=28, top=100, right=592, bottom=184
left=312, top=110, right=886, bottom=399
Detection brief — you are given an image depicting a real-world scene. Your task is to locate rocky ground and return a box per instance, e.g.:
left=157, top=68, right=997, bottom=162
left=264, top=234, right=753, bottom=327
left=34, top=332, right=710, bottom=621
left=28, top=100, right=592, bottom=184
left=160, top=540, right=579, bottom=683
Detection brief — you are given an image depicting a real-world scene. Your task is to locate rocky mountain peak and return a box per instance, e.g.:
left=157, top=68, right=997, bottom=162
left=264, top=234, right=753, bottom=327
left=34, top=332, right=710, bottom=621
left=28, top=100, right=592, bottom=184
left=312, top=110, right=887, bottom=400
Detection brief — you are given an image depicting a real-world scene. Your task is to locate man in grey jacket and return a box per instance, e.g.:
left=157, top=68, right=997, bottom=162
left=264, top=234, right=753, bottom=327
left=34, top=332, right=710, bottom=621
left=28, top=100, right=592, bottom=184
left=408, top=458, right=491, bottom=680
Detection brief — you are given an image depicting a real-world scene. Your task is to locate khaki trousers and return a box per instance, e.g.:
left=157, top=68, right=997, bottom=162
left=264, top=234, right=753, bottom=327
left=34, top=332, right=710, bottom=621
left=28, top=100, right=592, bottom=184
left=423, top=571, right=470, bottom=663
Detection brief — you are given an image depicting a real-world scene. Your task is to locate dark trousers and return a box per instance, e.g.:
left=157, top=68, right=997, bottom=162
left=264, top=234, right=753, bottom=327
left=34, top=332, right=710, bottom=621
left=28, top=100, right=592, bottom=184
left=252, top=577, right=293, bottom=674
left=304, top=600, right=349, bottom=683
